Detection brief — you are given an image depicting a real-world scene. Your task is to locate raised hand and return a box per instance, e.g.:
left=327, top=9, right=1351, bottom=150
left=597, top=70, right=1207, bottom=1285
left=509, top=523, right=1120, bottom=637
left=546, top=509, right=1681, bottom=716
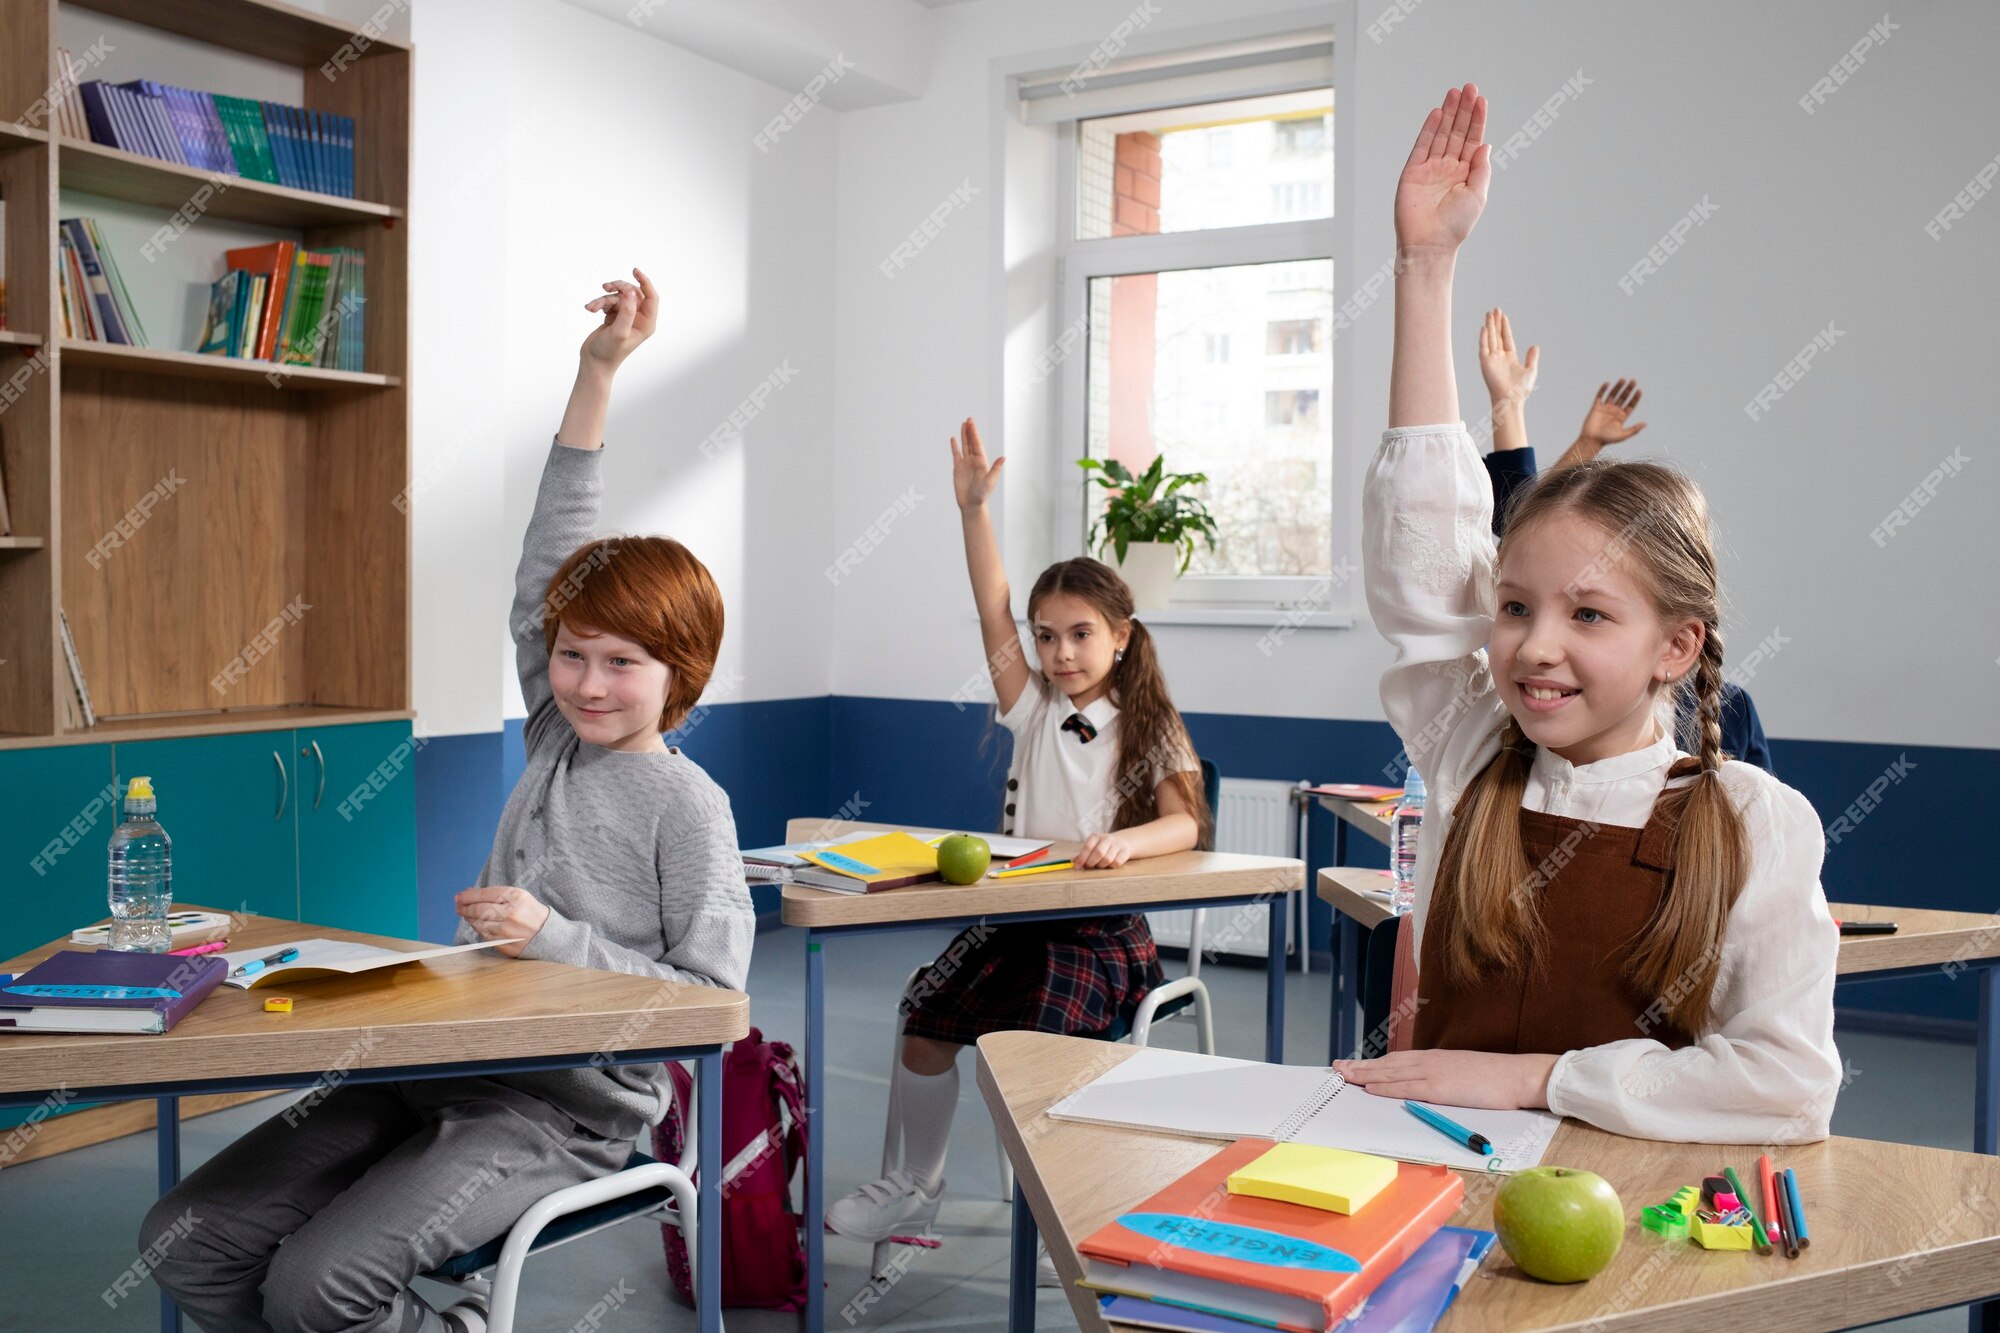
left=1394, top=84, right=1491, bottom=259
left=1477, top=307, right=1540, bottom=407
left=949, top=416, right=1004, bottom=512
left=579, top=266, right=659, bottom=370
left=1578, top=378, right=1647, bottom=450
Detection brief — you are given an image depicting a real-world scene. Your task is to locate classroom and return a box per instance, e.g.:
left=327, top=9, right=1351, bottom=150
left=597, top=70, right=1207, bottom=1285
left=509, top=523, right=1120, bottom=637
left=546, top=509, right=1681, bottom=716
left=0, top=0, right=1996, bottom=1331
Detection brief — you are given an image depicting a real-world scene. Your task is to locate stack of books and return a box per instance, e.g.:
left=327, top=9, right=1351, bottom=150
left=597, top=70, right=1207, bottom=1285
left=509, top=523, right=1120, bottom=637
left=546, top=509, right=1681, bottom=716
left=1077, top=1138, right=1495, bottom=1332
left=198, top=241, right=367, bottom=370
left=58, top=216, right=147, bottom=345
left=74, top=77, right=357, bottom=198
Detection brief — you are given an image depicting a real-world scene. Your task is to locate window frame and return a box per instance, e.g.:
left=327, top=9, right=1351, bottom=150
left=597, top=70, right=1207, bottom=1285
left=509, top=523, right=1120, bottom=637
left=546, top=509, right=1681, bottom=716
left=1055, top=118, right=1339, bottom=612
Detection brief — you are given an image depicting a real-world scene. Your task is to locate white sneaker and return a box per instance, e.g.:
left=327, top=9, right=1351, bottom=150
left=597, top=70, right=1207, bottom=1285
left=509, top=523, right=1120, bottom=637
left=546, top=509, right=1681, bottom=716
left=825, top=1169, right=944, bottom=1244
left=1036, top=1241, right=1060, bottom=1288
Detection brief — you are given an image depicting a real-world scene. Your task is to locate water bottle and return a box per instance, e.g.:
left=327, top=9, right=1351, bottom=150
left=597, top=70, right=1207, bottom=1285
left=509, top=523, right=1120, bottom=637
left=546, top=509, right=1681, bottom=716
left=108, top=776, right=173, bottom=953
left=1390, top=767, right=1425, bottom=916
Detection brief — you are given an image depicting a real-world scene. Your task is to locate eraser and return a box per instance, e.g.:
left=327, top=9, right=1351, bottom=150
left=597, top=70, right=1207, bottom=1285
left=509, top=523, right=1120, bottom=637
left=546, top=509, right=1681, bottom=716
left=1714, top=1190, right=1741, bottom=1213
left=263, top=996, right=293, bottom=1013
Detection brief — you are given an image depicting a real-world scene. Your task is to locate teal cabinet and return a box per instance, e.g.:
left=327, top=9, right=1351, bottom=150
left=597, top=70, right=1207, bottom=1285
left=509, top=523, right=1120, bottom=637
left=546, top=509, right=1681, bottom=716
left=297, top=721, right=419, bottom=938
left=0, top=744, right=117, bottom=964
left=115, top=732, right=300, bottom=922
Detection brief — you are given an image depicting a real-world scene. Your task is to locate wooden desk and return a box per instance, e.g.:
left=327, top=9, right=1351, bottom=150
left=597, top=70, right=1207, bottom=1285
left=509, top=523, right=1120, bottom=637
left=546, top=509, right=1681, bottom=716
left=1315, top=870, right=2000, bottom=1162
left=979, top=1029, right=2000, bottom=1333
left=782, top=817, right=1304, bottom=1333
left=0, top=909, right=748, bottom=1333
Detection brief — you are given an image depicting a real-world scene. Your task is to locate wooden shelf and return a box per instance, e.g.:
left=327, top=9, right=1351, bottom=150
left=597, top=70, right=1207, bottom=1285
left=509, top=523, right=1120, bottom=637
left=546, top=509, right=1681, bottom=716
left=0, top=121, right=47, bottom=149
left=0, top=330, right=44, bottom=346
left=59, top=138, right=402, bottom=230
left=58, top=339, right=398, bottom=390
left=0, top=706, right=417, bottom=751
left=68, top=0, right=410, bottom=67
left=0, top=536, right=46, bottom=550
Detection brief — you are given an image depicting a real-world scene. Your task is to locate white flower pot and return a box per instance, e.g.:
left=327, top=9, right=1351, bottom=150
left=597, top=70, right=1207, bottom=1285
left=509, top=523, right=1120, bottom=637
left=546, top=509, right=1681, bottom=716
left=1112, top=540, right=1181, bottom=611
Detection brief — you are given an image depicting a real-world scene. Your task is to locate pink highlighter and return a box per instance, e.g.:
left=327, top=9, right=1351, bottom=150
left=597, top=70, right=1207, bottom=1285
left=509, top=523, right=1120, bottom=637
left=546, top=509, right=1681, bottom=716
left=167, top=938, right=230, bottom=957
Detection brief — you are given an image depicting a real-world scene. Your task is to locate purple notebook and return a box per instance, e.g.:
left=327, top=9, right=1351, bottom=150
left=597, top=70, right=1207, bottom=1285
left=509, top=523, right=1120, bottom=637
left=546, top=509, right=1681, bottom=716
left=0, top=950, right=226, bottom=1034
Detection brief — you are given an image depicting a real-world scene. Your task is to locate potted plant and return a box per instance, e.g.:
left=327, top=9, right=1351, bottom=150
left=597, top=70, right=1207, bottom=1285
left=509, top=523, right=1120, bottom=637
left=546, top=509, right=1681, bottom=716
left=1078, top=453, right=1220, bottom=611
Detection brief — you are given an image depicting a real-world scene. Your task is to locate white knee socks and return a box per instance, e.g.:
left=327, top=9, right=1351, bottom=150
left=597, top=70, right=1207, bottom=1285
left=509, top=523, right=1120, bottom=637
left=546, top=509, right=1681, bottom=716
left=895, top=1061, right=959, bottom=1193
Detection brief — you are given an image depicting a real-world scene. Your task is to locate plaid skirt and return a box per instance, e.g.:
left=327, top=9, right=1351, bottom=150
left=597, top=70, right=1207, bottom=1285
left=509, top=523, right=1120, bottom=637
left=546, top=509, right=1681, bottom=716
left=899, top=914, right=1166, bottom=1046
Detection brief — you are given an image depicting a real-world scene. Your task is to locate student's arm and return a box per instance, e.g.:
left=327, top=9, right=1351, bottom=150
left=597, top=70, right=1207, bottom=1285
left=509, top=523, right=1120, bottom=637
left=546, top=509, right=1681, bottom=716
left=511, top=269, right=660, bottom=726
left=1074, top=772, right=1201, bottom=869
left=1477, top=307, right=1537, bottom=455
left=1367, top=86, right=1510, bottom=790
left=1551, top=378, right=1645, bottom=472
left=529, top=798, right=754, bottom=991
left=952, top=417, right=1032, bottom=717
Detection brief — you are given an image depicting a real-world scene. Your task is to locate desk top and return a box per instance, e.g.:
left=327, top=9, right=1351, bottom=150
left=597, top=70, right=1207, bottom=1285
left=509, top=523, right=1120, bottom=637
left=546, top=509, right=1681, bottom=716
left=778, top=818, right=1302, bottom=928
left=0, top=908, right=749, bottom=1096
left=1315, top=867, right=2000, bottom=974
left=1315, top=793, right=1396, bottom=847
left=977, top=1029, right=2000, bottom=1333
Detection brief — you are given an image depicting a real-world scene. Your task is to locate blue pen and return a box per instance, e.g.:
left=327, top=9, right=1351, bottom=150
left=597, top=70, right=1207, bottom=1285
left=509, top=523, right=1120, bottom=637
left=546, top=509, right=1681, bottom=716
left=1782, top=1167, right=1810, bottom=1248
left=230, top=946, right=300, bottom=979
left=1404, top=1100, right=1493, bottom=1155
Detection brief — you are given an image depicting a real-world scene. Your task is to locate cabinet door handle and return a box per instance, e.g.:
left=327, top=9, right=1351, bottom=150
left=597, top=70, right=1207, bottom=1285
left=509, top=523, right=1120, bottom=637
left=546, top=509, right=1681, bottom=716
left=273, top=750, right=288, bottom=820
left=303, top=740, right=327, bottom=810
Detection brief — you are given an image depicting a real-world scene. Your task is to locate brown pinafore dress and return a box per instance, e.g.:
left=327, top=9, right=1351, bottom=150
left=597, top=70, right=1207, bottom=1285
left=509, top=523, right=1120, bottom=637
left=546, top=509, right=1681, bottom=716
left=1413, top=757, right=1703, bottom=1055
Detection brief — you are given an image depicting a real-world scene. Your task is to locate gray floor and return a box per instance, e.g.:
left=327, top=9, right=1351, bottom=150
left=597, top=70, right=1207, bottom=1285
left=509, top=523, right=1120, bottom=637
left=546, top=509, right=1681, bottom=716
left=0, top=925, right=1981, bottom=1332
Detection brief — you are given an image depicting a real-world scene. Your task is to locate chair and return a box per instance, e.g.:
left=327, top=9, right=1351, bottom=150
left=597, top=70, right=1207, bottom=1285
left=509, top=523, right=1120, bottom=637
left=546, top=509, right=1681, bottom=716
left=424, top=1085, right=705, bottom=1333
left=861, top=761, right=1225, bottom=1277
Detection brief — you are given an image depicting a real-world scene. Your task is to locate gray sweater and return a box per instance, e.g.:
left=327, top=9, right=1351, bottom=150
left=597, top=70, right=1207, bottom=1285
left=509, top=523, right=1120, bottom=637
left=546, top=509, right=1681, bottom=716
left=454, top=438, right=755, bottom=1141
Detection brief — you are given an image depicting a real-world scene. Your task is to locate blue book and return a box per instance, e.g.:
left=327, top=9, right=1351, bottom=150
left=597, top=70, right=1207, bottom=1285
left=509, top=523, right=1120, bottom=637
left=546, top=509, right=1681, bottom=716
left=1098, top=1227, right=1496, bottom=1333
left=0, top=951, right=225, bottom=1035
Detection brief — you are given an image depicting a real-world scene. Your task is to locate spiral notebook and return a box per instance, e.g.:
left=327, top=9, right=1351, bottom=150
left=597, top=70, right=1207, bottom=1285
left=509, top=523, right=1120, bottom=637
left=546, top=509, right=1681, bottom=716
left=1047, top=1048, right=1560, bottom=1173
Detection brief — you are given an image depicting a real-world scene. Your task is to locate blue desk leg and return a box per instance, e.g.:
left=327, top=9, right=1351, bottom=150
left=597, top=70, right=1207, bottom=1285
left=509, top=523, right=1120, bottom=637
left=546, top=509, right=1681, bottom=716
left=806, top=933, right=826, bottom=1333
left=697, top=1050, right=722, bottom=1333
left=1266, top=899, right=1287, bottom=1063
left=1009, top=1186, right=1037, bottom=1333
left=1974, top=966, right=1998, bottom=1333
left=1331, top=913, right=1359, bottom=1064
left=157, top=1096, right=181, bottom=1333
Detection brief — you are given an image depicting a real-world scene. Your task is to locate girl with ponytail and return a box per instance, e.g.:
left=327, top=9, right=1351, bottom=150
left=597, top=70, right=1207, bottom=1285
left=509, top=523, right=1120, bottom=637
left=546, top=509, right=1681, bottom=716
left=1331, top=85, right=1839, bottom=1144
left=826, top=417, right=1211, bottom=1261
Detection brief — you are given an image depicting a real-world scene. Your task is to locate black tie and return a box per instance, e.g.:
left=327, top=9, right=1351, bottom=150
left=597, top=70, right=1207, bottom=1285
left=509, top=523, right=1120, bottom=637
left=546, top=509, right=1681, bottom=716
left=1061, top=712, right=1098, bottom=743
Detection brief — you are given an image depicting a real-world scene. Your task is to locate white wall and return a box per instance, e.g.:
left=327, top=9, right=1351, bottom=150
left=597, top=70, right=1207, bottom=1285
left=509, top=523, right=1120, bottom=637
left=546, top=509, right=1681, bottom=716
left=407, top=0, right=839, bottom=731
left=827, top=0, right=2000, bottom=751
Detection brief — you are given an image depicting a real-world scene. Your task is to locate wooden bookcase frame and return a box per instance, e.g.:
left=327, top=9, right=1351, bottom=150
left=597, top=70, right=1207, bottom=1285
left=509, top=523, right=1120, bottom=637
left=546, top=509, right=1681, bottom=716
left=0, top=0, right=412, bottom=750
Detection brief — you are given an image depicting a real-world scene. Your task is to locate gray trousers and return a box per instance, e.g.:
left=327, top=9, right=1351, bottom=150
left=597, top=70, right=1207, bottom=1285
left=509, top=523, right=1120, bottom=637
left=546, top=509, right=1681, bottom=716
left=141, top=1076, right=632, bottom=1333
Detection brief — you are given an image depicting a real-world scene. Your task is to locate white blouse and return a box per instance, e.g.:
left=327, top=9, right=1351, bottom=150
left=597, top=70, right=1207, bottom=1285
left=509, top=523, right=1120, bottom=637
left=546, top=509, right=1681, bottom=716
left=1363, top=423, right=1843, bottom=1144
left=997, top=682, right=1198, bottom=842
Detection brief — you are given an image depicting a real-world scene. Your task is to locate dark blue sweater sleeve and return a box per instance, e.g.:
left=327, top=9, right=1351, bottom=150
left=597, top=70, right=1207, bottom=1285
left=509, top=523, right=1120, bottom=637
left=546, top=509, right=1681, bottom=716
left=1483, top=447, right=1538, bottom=539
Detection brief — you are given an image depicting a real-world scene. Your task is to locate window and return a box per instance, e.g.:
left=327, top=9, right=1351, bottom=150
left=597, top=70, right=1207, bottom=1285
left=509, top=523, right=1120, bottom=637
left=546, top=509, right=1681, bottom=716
left=1266, top=318, right=1322, bottom=356
left=1051, top=69, right=1338, bottom=610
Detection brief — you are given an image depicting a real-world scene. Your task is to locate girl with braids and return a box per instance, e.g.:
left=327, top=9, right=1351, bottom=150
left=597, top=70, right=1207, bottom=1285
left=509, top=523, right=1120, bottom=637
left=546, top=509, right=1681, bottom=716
left=1332, top=85, right=1839, bottom=1142
left=827, top=416, right=1211, bottom=1254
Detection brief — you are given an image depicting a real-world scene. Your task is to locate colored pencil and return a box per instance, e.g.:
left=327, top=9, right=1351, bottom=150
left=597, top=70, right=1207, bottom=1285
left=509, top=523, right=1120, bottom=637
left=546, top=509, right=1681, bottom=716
left=1724, top=1165, right=1771, bottom=1255
left=1783, top=1167, right=1811, bottom=1248
left=1772, top=1163, right=1800, bottom=1258
left=1757, top=1153, right=1781, bottom=1243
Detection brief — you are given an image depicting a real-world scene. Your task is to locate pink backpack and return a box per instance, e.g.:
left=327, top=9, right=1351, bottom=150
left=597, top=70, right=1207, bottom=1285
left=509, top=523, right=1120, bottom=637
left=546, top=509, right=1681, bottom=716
left=655, top=1027, right=808, bottom=1311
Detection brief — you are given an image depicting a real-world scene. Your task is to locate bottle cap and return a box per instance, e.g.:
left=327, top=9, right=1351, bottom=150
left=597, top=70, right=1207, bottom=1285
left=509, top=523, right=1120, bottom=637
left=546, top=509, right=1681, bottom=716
left=1402, top=767, right=1425, bottom=798
left=126, top=776, right=154, bottom=800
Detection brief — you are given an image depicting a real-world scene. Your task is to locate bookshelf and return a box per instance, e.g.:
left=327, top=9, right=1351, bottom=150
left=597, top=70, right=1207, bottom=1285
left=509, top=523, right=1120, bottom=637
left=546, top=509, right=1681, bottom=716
left=0, top=0, right=412, bottom=746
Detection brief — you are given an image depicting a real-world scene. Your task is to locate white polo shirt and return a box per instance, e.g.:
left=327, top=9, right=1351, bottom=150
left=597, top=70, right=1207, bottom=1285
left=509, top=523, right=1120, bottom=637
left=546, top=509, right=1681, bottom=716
left=996, top=681, right=1199, bottom=841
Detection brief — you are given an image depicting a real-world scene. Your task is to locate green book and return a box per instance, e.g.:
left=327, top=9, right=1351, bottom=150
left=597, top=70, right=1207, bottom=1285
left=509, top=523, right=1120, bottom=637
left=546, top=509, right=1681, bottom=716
left=281, top=255, right=331, bottom=365
left=213, top=96, right=278, bottom=183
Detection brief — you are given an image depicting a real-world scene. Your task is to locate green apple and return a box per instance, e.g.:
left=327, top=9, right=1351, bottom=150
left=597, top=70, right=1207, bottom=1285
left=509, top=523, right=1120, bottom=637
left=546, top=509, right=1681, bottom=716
left=1493, top=1166, right=1625, bottom=1283
left=936, top=835, right=992, bottom=885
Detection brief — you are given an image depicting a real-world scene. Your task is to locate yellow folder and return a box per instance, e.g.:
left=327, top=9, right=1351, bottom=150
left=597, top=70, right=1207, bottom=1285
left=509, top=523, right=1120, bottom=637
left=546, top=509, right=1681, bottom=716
left=1225, top=1142, right=1399, bottom=1215
left=795, top=830, right=940, bottom=890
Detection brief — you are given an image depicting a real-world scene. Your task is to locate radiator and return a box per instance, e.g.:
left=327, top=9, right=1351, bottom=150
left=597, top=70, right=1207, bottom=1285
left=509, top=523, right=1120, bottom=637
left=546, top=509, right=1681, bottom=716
left=1149, top=777, right=1307, bottom=970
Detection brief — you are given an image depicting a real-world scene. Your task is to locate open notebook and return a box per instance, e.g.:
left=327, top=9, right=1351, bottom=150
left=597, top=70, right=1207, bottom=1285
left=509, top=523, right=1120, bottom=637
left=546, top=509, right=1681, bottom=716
left=1048, top=1047, right=1561, bottom=1174
left=214, top=938, right=512, bottom=989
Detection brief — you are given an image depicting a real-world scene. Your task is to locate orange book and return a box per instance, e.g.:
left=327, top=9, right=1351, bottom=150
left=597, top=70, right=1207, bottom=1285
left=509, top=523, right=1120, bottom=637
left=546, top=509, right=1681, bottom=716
left=225, top=240, right=296, bottom=361
left=1077, top=1138, right=1463, bottom=1332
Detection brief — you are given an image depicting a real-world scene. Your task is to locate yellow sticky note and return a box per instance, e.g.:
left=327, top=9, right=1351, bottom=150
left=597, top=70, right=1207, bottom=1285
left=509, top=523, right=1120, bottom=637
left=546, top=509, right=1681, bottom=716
left=263, top=996, right=294, bottom=1013
left=1226, top=1143, right=1399, bottom=1215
